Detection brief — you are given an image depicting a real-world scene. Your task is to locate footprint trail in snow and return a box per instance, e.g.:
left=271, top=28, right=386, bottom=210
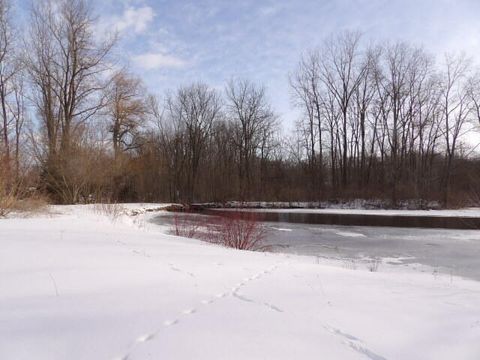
left=113, top=263, right=283, bottom=360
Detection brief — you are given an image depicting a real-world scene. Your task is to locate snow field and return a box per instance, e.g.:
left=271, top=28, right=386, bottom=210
left=0, top=205, right=479, bottom=359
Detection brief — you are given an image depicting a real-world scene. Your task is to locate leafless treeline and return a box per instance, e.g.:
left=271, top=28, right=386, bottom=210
left=290, top=32, right=480, bottom=206
left=0, top=0, right=480, bottom=206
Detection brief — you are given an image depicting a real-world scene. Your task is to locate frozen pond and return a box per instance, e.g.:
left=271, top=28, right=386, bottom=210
left=262, top=222, right=480, bottom=281
left=152, top=214, right=480, bottom=281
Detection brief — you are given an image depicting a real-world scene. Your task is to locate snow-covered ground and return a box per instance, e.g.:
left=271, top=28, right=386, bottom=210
left=1, top=205, right=479, bottom=360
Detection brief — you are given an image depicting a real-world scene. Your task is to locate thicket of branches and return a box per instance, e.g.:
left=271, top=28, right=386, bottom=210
left=1, top=0, right=480, bottom=208
left=290, top=32, right=480, bottom=206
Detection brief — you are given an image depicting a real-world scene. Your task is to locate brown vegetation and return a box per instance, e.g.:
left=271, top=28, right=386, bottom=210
left=0, top=173, right=16, bottom=216
left=170, top=211, right=269, bottom=251
left=206, top=212, right=269, bottom=251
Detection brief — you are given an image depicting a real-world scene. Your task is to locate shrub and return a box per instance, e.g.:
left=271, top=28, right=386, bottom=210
left=169, top=210, right=269, bottom=251
left=206, top=211, right=269, bottom=251
left=93, top=202, right=125, bottom=221
left=11, top=194, right=49, bottom=214
left=0, top=188, right=16, bottom=217
left=0, top=172, right=19, bottom=217
left=171, top=212, right=203, bottom=238
left=367, top=258, right=381, bottom=272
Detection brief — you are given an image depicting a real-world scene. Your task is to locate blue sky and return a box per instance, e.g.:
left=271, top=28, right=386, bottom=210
left=19, top=0, right=480, bottom=128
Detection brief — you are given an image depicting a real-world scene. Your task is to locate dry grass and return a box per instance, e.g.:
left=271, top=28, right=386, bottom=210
left=0, top=193, right=16, bottom=217
left=342, top=259, right=357, bottom=270
left=93, top=202, right=125, bottom=221
left=11, top=195, right=49, bottom=214
left=0, top=177, right=49, bottom=217
left=0, top=175, right=20, bottom=217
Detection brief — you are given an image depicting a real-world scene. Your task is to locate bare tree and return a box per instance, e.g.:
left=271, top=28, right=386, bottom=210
left=290, top=50, right=323, bottom=195
left=150, top=95, right=185, bottom=202
left=370, top=43, right=436, bottom=204
left=440, top=53, right=472, bottom=206
left=166, top=83, right=221, bottom=202
left=10, top=71, right=27, bottom=180
left=105, top=69, right=147, bottom=158
left=0, top=0, right=17, bottom=179
left=318, top=31, right=367, bottom=188
left=468, top=73, right=480, bottom=126
left=25, top=0, right=115, bottom=203
left=351, top=47, right=378, bottom=187
left=226, top=79, right=276, bottom=199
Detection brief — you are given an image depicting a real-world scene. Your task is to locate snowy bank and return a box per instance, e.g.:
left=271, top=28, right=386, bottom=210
left=1, top=205, right=479, bottom=360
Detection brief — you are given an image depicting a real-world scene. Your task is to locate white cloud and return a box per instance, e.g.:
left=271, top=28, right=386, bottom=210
left=112, top=5, right=156, bottom=34
left=132, top=52, right=187, bottom=70
left=258, top=5, right=281, bottom=17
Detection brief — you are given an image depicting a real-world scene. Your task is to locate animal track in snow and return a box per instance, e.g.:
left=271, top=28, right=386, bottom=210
left=168, top=263, right=196, bottom=277
left=233, top=291, right=284, bottom=313
left=233, top=292, right=254, bottom=303
left=163, top=319, right=179, bottom=327
left=132, top=249, right=151, bottom=258
left=262, top=302, right=283, bottom=313
left=323, top=325, right=386, bottom=360
left=136, top=333, right=156, bottom=343
left=119, top=262, right=283, bottom=360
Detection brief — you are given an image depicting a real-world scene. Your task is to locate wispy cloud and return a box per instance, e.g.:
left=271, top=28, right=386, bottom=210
left=117, top=6, right=155, bottom=34
left=102, top=5, right=155, bottom=35
left=132, top=52, right=187, bottom=70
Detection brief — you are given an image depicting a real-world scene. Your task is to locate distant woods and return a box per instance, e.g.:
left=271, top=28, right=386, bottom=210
left=1, top=0, right=480, bottom=207
left=290, top=32, right=480, bottom=206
